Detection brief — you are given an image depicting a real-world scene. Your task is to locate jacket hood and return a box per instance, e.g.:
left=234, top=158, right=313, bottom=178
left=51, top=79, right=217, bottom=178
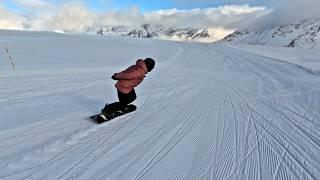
left=136, top=59, right=148, bottom=74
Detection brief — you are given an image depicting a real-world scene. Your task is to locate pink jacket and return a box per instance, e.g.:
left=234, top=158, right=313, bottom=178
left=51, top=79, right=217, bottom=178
left=114, top=59, right=148, bottom=93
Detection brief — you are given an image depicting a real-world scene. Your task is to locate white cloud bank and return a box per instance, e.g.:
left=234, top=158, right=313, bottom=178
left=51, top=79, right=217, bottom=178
left=0, top=2, right=269, bottom=34
left=0, top=6, right=26, bottom=29
left=1, top=0, right=320, bottom=40
left=250, top=0, right=320, bottom=29
left=13, top=0, right=54, bottom=9
left=144, top=5, right=268, bottom=29
left=0, top=1, right=269, bottom=40
left=34, top=3, right=97, bottom=31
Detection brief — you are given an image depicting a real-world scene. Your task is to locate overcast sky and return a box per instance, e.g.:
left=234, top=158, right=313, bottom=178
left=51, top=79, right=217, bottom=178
left=0, top=0, right=319, bottom=39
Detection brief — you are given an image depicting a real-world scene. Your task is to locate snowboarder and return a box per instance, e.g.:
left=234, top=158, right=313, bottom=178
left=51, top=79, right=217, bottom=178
left=101, top=58, right=155, bottom=118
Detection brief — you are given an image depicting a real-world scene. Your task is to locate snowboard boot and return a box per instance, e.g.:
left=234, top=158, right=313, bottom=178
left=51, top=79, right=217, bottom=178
left=100, top=109, right=109, bottom=120
left=101, top=106, right=115, bottom=120
left=101, top=106, right=122, bottom=120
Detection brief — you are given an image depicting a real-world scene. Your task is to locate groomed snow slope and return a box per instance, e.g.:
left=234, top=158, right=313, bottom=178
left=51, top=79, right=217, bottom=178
left=228, top=44, right=320, bottom=73
left=1, top=30, right=320, bottom=180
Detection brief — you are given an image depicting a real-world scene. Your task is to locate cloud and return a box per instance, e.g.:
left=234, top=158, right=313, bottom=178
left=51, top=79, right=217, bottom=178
left=2, top=0, right=319, bottom=35
left=143, top=5, right=268, bottom=30
left=21, top=3, right=268, bottom=32
left=36, top=2, right=96, bottom=31
left=249, top=0, right=320, bottom=29
left=98, top=6, right=143, bottom=26
left=274, top=0, right=320, bottom=21
left=0, top=1, right=270, bottom=41
left=13, top=0, right=53, bottom=9
left=0, top=5, right=26, bottom=30
left=207, top=27, right=235, bottom=42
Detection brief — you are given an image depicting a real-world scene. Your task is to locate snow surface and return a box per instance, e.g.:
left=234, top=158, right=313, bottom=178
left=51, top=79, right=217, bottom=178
left=1, top=30, right=320, bottom=180
left=228, top=44, right=320, bottom=73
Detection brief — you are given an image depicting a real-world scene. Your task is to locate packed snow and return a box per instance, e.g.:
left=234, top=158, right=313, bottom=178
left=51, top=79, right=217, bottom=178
left=1, top=30, right=320, bottom=180
left=228, top=44, right=320, bottom=73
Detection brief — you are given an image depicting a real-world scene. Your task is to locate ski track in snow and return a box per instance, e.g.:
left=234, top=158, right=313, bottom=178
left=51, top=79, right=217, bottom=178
left=1, top=34, right=320, bottom=180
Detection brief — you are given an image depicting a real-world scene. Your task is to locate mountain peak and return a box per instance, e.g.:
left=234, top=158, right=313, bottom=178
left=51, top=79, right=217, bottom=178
left=67, top=24, right=214, bottom=42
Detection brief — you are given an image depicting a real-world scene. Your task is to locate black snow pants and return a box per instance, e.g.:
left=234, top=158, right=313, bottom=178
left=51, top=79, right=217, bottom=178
left=103, top=89, right=136, bottom=113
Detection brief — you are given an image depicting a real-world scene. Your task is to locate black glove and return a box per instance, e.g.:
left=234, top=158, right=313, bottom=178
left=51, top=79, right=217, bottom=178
left=111, top=74, right=118, bottom=80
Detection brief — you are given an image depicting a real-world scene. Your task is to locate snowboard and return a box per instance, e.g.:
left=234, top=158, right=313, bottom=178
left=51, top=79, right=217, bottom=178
left=90, top=104, right=137, bottom=124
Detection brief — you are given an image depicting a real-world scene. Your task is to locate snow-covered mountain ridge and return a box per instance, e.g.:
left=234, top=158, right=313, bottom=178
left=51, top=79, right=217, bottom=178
left=65, top=24, right=213, bottom=42
left=220, top=19, right=320, bottom=48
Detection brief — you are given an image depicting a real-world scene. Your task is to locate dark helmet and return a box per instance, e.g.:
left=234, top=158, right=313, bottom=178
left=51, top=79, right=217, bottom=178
left=144, top=58, right=155, bottom=72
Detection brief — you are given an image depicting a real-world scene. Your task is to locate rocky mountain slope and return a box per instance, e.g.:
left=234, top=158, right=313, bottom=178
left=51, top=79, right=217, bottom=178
left=66, top=24, right=212, bottom=42
left=220, top=19, right=320, bottom=48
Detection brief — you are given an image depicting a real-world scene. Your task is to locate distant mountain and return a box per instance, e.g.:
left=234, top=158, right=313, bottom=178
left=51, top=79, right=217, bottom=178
left=219, top=19, right=320, bottom=48
left=65, top=24, right=213, bottom=42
